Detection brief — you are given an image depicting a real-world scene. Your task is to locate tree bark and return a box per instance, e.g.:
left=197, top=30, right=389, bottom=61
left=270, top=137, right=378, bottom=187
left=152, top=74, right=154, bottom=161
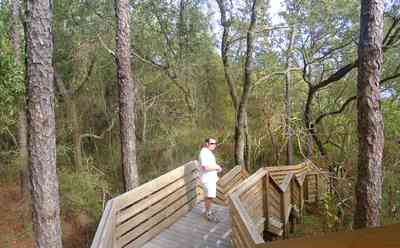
left=216, top=0, right=239, bottom=110
left=234, top=0, right=258, bottom=169
left=11, top=0, right=30, bottom=199
left=115, top=0, right=139, bottom=191
left=216, top=0, right=252, bottom=168
left=26, top=0, right=62, bottom=246
left=284, top=28, right=295, bottom=165
left=354, top=0, right=384, bottom=229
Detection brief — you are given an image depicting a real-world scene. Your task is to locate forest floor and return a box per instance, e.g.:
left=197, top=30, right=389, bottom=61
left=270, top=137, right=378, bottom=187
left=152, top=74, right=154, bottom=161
left=0, top=182, right=91, bottom=248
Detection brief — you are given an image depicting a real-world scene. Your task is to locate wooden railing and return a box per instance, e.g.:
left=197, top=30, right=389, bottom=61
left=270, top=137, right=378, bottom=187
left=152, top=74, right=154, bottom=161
left=216, top=165, right=249, bottom=205
left=91, top=161, right=249, bottom=248
left=91, top=161, right=200, bottom=248
left=92, top=158, right=400, bottom=248
left=228, top=160, right=327, bottom=248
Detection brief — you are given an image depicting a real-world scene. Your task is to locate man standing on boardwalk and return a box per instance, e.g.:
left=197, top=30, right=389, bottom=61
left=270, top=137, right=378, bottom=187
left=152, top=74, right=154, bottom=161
left=199, top=138, right=223, bottom=222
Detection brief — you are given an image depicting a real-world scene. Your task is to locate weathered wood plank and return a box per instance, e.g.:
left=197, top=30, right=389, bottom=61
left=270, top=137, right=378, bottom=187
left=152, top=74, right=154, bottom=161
left=116, top=184, right=197, bottom=237
left=244, top=193, right=264, bottom=220
left=232, top=168, right=267, bottom=198
left=225, top=173, right=246, bottom=190
left=279, top=172, right=293, bottom=192
left=266, top=216, right=283, bottom=236
left=231, top=211, right=253, bottom=248
left=121, top=198, right=196, bottom=248
left=240, top=181, right=263, bottom=204
left=230, top=196, right=264, bottom=245
left=117, top=174, right=198, bottom=224
left=232, top=226, right=247, bottom=248
left=143, top=202, right=231, bottom=248
left=118, top=196, right=197, bottom=247
left=90, top=199, right=115, bottom=248
left=219, top=165, right=242, bottom=186
left=115, top=160, right=198, bottom=210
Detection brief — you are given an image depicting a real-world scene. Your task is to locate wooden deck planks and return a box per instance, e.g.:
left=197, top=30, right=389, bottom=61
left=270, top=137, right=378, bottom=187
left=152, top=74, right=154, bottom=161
left=142, top=202, right=232, bottom=248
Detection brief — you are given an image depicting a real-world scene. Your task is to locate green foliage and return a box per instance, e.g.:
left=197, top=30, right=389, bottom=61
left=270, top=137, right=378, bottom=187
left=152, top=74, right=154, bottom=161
left=59, top=167, right=109, bottom=221
left=321, top=192, right=341, bottom=230
left=382, top=99, right=400, bottom=138
left=0, top=13, right=24, bottom=134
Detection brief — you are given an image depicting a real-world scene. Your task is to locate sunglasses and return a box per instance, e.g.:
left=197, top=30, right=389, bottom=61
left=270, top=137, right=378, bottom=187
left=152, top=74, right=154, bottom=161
left=209, top=142, right=217, bottom=145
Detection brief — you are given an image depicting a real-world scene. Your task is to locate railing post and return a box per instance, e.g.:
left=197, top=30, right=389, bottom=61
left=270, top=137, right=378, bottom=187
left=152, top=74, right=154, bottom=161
left=280, top=190, right=289, bottom=239
left=304, top=176, right=309, bottom=202
left=289, top=181, right=296, bottom=234
left=263, top=172, right=269, bottom=241
left=299, top=182, right=304, bottom=224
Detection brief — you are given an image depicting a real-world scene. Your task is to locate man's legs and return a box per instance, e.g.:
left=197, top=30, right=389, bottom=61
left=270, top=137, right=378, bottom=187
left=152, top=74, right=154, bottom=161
left=203, top=181, right=219, bottom=222
left=205, top=197, right=212, bottom=213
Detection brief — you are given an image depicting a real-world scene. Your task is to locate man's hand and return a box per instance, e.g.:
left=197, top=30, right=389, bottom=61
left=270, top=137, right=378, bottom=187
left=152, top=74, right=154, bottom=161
left=202, top=164, right=221, bottom=172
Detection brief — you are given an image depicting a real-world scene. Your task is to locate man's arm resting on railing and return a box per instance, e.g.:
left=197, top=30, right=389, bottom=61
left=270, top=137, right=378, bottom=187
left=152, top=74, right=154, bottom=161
left=201, top=164, right=222, bottom=172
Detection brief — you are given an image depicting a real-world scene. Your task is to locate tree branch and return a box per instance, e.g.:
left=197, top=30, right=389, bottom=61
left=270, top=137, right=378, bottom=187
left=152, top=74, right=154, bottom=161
left=80, top=118, right=115, bottom=140
left=131, top=48, right=168, bottom=70
left=310, top=41, right=354, bottom=64
left=97, top=34, right=115, bottom=57
left=313, top=60, right=358, bottom=91
left=74, top=56, right=96, bottom=96
left=315, top=96, right=357, bottom=125
left=227, top=25, right=287, bottom=48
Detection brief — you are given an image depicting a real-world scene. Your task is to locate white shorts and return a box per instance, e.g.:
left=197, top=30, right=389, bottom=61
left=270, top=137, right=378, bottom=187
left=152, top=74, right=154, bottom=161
left=202, top=180, right=217, bottom=198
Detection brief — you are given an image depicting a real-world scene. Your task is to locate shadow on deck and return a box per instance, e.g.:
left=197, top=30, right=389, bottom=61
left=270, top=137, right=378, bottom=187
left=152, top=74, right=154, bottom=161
left=143, top=203, right=231, bottom=248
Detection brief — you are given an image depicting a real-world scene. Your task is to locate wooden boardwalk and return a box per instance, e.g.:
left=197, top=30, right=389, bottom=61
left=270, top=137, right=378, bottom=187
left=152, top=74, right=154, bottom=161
left=142, top=203, right=232, bottom=248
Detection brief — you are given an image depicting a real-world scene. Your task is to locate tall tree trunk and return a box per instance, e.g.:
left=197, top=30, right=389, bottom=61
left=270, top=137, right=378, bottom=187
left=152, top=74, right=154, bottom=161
left=216, top=0, right=238, bottom=110
left=306, top=131, right=313, bottom=159
left=244, top=114, right=250, bottom=168
left=69, top=97, right=82, bottom=169
left=234, top=0, right=258, bottom=169
left=354, top=0, right=384, bottom=229
left=304, top=89, right=327, bottom=157
left=284, top=28, right=295, bottom=165
left=26, top=0, right=62, bottom=246
left=216, top=0, right=252, bottom=168
left=115, top=0, right=139, bottom=191
left=11, top=0, right=30, bottom=199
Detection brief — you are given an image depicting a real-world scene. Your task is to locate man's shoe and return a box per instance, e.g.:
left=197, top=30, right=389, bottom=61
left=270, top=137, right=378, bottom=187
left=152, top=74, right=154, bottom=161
left=206, top=211, right=220, bottom=222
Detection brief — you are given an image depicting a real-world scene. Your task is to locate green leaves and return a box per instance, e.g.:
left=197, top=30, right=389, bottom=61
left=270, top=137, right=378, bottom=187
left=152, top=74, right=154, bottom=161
left=0, top=34, right=24, bottom=129
left=382, top=99, right=400, bottom=138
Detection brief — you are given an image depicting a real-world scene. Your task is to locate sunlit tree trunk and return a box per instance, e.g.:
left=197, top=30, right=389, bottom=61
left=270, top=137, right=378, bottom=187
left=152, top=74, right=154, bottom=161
left=234, top=0, right=258, bottom=169
left=354, top=0, right=384, bottom=229
left=115, top=0, right=139, bottom=191
left=26, top=0, right=63, bottom=246
left=284, top=28, right=295, bottom=165
left=216, top=0, right=251, bottom=169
